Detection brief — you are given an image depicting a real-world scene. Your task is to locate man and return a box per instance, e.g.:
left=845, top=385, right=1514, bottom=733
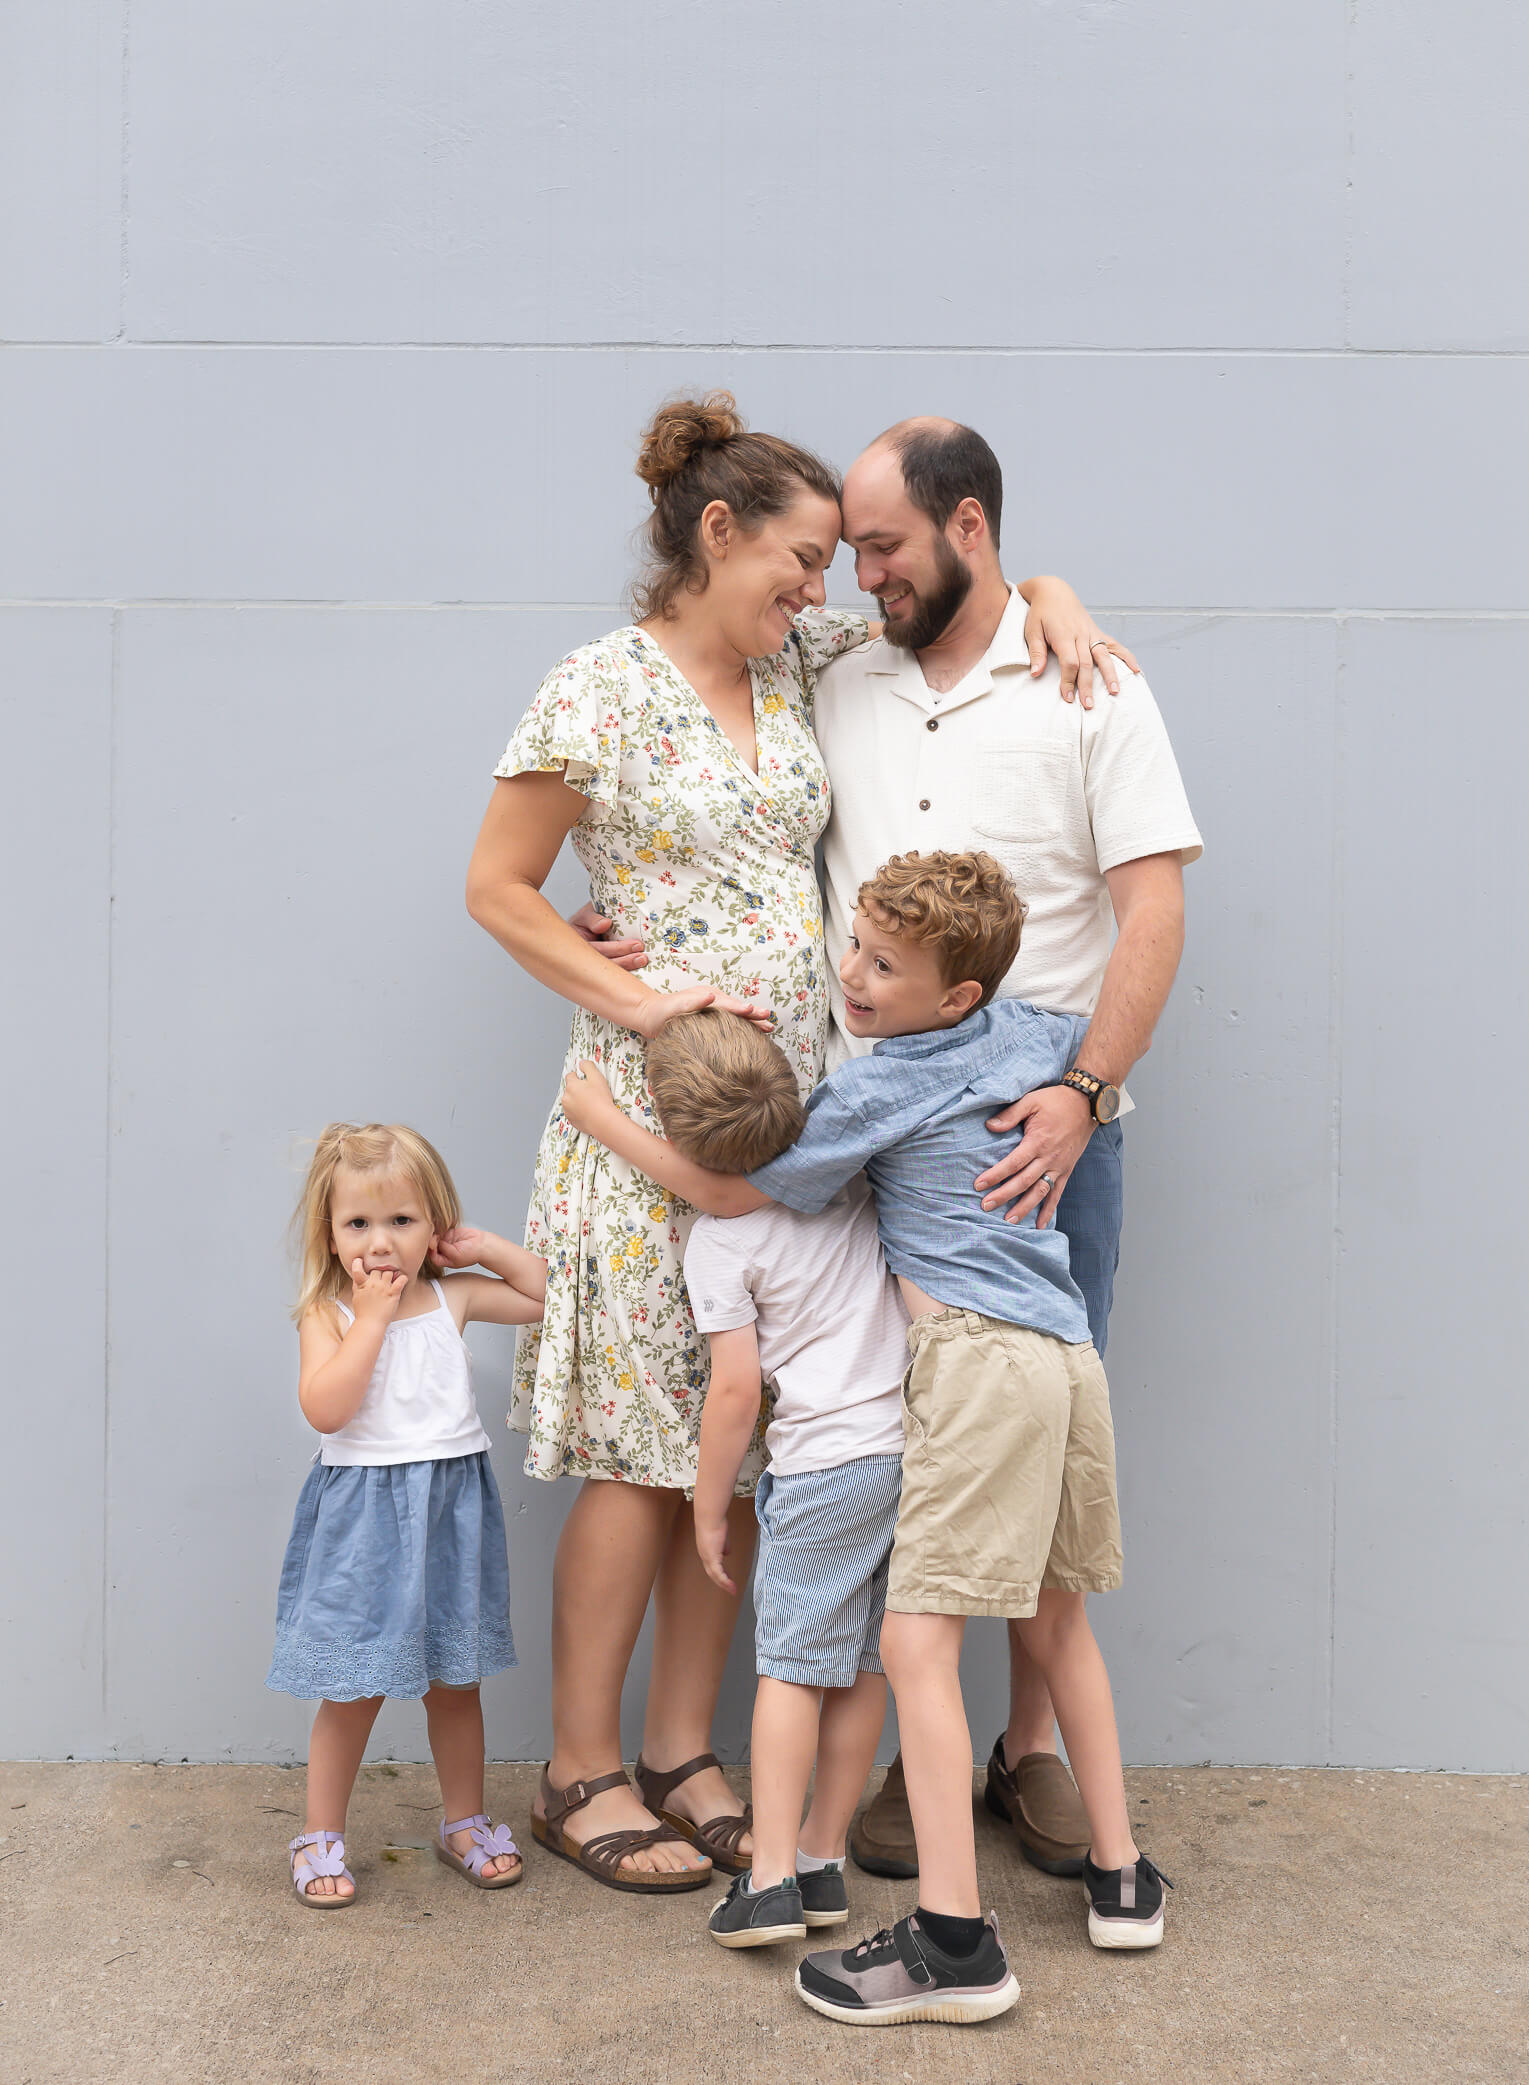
left=814, top=420, right=1201, bottom=1882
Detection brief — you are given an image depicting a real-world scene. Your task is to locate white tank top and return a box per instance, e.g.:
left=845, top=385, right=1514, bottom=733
left=320, top=1279, right=493, bottom=1467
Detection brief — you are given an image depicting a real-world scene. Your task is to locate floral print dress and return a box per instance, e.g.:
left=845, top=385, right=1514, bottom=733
left=494, top=611, right=868, bottom=1491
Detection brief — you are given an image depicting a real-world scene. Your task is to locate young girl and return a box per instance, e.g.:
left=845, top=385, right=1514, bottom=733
left=267, top=1122, right=547, bottom=1908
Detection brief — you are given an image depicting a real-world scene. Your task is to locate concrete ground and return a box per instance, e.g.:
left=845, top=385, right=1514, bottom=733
left=0, top=1762, right=1522, bottom=2085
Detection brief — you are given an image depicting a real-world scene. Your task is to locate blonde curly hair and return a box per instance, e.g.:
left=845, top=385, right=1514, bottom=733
left=855, top=850, right=1027, bottom=1011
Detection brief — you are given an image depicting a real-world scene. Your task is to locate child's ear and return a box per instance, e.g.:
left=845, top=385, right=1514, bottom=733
left=942, top=978, right=984, bottom=1020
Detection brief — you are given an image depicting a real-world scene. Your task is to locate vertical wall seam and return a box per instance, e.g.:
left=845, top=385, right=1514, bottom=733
left=1323, top=617, right=1348, bottom=1762
left=101, top=606, right=121, bottom=1719
left=117, top=0, right=132, bottom=342
left=1342, top=1, right=1357, bottom=350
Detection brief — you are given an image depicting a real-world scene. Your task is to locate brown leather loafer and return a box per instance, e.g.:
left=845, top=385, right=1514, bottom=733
left=848, top=1755, right=919, bottom=1879
left=983, top=1736, right=1089, bottom=1876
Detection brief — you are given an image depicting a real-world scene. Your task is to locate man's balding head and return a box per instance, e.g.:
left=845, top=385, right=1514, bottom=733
left=857, top=417, right=1004, bottom=551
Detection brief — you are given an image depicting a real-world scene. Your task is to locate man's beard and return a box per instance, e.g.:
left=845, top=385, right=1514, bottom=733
left=880, top=538, right=972, bottom=651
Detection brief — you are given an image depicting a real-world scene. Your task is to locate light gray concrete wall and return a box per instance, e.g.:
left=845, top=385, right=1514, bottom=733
left=3, top=2, right=1525, bottom=1771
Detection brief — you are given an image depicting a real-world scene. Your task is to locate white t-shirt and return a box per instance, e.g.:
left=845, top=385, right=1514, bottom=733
left=813, top=586, right=1203, bottom=1071
left=321, top=1280, right=492, bottom=1466
left=684, top=1176, right=909, bottom=1476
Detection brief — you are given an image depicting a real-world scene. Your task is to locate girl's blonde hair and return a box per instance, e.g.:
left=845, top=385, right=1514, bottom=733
left=292, top=1122, right=462, bottom=1324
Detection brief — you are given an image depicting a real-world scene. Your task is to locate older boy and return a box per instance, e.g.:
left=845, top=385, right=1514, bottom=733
left=566, top=851, right=1170, bottom=2028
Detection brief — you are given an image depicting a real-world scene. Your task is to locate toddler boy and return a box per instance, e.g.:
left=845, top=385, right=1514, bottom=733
left=571, top=1008, right=912, bottom=1951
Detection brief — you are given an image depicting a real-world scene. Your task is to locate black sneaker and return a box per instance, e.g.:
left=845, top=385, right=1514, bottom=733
left=795, top=1911, right=1020, bottom=2026
left=798, top=1862, right=849, bottom=1928
left=1083, top=1853, right=1173, bottom=1950
left=708, top=1872, right=807, bottom=1949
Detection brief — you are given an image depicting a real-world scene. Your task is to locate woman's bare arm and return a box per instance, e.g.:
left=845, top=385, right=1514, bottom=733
left=466, top=773, right=771, bottom=1037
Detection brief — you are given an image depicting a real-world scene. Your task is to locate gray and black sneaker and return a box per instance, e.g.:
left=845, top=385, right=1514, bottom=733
left=795, top=1911, right=1020, bottom=2026
left=798, top=1861, right=849, bottom=1928
left=1083, top=1853, right=1173, bottom=1950
left=708, top=1872, right=807, bottom=1949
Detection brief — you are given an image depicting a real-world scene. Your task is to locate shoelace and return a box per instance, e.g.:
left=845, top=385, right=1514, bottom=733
left=850, top=1928, right=897, bottom=1961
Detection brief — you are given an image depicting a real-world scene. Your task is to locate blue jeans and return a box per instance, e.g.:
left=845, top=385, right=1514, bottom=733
left=1051, top=1120, right=1124, bottom=1356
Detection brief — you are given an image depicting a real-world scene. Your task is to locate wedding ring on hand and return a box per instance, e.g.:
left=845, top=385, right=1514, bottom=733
left=1040, top=1173, right=1056, bottom=1190
left=1088, top=639, right=1109, bottom=654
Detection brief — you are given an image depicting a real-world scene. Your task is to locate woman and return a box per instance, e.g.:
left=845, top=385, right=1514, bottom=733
left=466, top=394, right=1124, bottom=1890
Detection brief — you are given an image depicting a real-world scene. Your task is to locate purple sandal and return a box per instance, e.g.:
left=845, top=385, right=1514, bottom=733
left=436, top=1813, right=523, bottom=1890
left=289, top=1829, right=356, bottom=1908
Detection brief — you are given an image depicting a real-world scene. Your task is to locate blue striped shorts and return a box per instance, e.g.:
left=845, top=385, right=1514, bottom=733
left=753, top=1452, right=903, bottom=1688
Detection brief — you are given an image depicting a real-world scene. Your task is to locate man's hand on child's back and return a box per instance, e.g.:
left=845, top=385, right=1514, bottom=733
left=694, top=1516, right=737, bottom=1596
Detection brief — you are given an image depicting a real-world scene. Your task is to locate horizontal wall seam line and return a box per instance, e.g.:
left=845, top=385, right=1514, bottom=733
left=4, top=601, right=1529, bottom=620
left=2, top=341, right=1527, bottom=360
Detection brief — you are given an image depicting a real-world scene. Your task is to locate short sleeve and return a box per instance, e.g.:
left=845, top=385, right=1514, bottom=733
left=683, top=1218, right=758, bottom=1335
left=785, top=610, right=871, bottom=711
left=492, top=639, right=629, bottom=822
left=1082, top=665, right=1204, bottom=874
left=747, top=1070, right=888, bottom=1214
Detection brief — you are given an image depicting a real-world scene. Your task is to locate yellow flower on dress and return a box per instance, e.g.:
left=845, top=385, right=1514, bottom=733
left=648, top=1202, right=669, bottom=1224
left=654, top=829, right=672, bottom=847
left=636, top=848, right=656, bottom=863
left=761, top=694, right=785, bottom=715
left=615, top=864, right=631, bottom=885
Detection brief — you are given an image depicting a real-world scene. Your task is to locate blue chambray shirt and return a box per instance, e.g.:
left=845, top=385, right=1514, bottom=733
left=748, top=999, right=1093, bottom=1343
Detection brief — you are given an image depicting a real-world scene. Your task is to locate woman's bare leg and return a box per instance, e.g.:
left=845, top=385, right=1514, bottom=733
left=540, top=1476, right=707, bottom=1876
left=641, top=1493, right=758, bottom=1856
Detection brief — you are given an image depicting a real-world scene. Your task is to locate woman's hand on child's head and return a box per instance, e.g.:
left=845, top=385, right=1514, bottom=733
left=634, top=985, right=774, bottom=1040
left=694, top=1516, right=737, bottom=1597
left=348, top=1258, right=407, bottom=1322
left=562, top=1059, right=614, bottom=1132
left=434, top=1225, right=489, bottom=1269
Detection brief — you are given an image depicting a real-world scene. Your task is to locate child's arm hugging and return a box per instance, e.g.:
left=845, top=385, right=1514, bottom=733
left=692, top=1326, right=765, bottom=1593
left=561, top=1061, right=770, bottom=1217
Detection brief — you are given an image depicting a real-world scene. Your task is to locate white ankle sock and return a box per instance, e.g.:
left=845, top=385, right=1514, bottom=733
left=796, top=1847, right=842, bottom=1873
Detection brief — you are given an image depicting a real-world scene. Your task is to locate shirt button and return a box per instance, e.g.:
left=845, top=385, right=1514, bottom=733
left=918, top=798, right=931, bottom=811
left=926, top=718, right=939, bottom=732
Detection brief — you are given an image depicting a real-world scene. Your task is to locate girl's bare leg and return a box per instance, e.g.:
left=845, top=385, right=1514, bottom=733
left=540, top=1476, right=705, bottom=1876
left=1013, top=1590, right=1136, bottom=1870
left=300, top=1695, right=383, bottom=1899
left=423, top=1683, right=519, bottom=1879
left=799, top=1669, right=887, bottom=1861
left=641, top=1493, right=758, bottom=1857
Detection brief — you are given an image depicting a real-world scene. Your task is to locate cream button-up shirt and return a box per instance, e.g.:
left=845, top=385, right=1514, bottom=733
left=812, top=587, right=1203, bottom=1072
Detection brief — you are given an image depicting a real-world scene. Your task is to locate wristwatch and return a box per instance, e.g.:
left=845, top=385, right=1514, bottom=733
left=1061, top=1068, right=1121, bottom=1124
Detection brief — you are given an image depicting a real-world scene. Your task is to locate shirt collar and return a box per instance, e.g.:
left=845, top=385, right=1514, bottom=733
left=862, top=586, right=1029, bottom=715
left=872, top=1007, right=992, bottom=1060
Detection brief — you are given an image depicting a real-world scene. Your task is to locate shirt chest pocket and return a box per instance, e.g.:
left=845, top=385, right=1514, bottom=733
left=969, top=745, right=1071, bottom=847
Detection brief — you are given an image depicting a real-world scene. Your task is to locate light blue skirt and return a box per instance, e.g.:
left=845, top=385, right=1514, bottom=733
left=266, top=1451, right=516, bottom=1702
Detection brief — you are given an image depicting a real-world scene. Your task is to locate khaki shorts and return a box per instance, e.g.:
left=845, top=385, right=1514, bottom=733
left=885, top=1309, right=1123, bottom=1620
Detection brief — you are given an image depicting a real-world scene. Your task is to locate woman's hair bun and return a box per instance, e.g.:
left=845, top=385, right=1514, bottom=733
left=636, top=391, right=746, bottom=494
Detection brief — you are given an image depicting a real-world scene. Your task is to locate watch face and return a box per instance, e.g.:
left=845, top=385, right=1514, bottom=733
left=1096, top=1085, right=1121, bottom=1124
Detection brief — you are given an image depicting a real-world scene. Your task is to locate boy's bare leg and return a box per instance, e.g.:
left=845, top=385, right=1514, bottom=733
left=879, top=1610, right=979, bottom=1916
left=1003, top=1624, right=1060, bottom=1758
left=1012, top=1589, right=1136, bottom=1870
left=748, top=1677, right=822, bottom=1887
left=799, top=1669, right=887, bottom=1861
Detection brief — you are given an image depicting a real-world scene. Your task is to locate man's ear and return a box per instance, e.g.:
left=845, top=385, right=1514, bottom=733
left=950, top=497, right=988, bottom=553
left=941, top=979, right=984, bottom=1020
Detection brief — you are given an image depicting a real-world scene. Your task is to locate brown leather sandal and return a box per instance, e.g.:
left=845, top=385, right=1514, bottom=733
left=634, top=1752, right=753, bottom=1876
left=530, top=1768, right=713, bottom=1894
